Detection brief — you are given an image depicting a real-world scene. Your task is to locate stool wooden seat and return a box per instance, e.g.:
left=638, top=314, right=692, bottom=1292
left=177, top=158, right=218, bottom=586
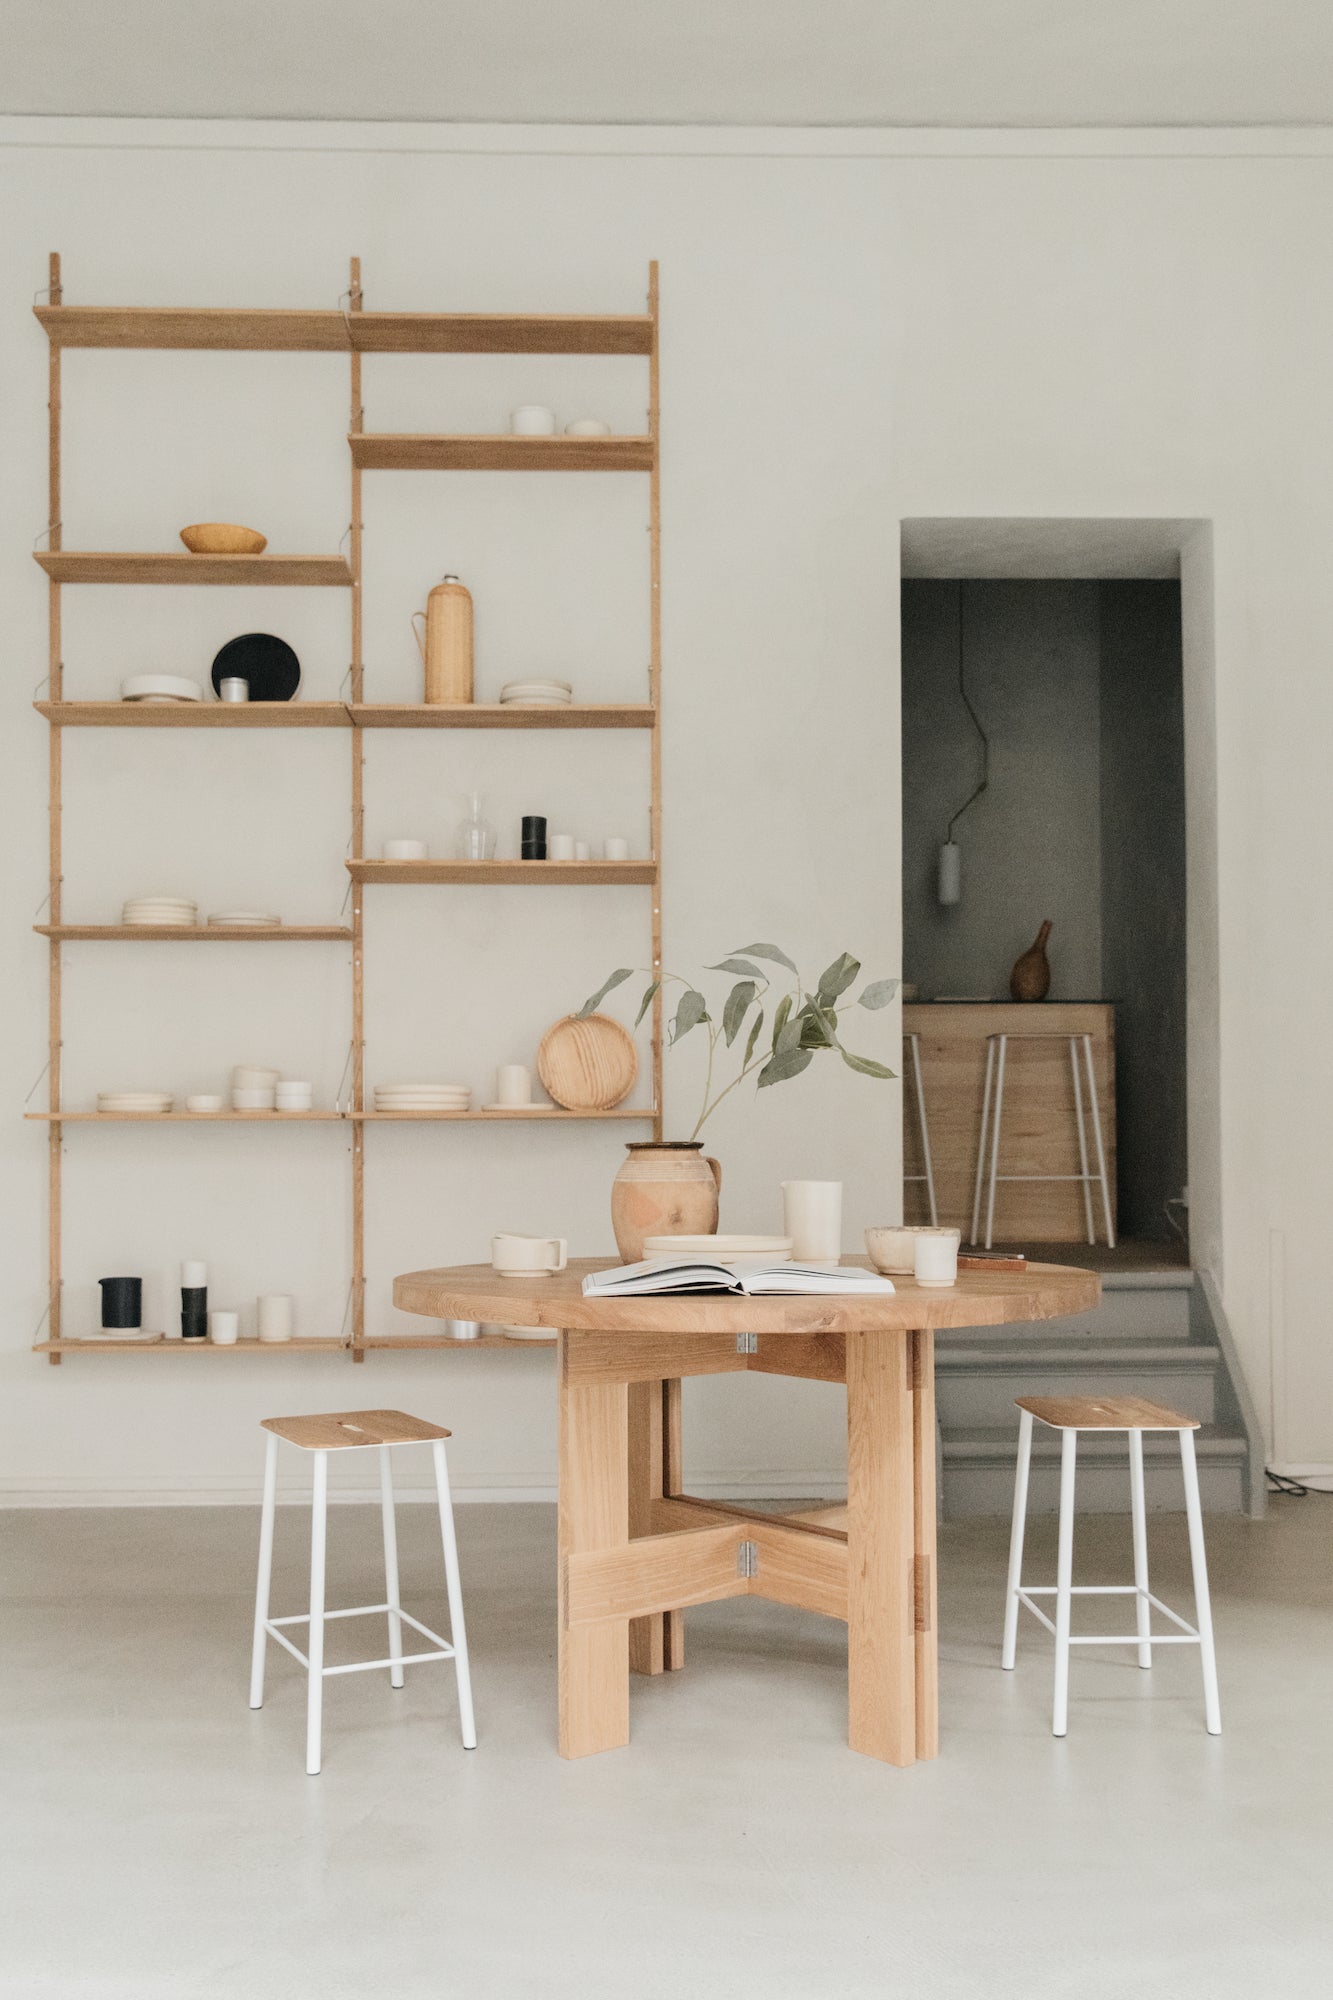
left=250, top=1406, right=475, bottom=1774
left=1002, top=1393, right=1220, bottom=1737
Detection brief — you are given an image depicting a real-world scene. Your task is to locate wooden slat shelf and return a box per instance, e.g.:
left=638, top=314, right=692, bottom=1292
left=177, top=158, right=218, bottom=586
left=34, top=552, right=353, bottom=587
left=348, top=858, right=657, bottom=886
left=351, top=434, right=654, bottom=473
left=357, top=1108, right=653, bottom=1121
left=32, top=1338, right=348, bottom=1355
left=361, top=1334, right=556, bottom=1350
left=36, top=305, right=653, bottom=356
left=349, top=703, right=655, bottom=730
left=36, top=700, right=350, bottom=728
left=27, top=1111, right=347, bottom=1123
left=36, top=925, right=352, bottom=942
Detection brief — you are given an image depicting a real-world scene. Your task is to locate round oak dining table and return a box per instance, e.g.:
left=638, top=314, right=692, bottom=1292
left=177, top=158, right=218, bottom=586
left=392, top=1257, right=1100, bottom=1764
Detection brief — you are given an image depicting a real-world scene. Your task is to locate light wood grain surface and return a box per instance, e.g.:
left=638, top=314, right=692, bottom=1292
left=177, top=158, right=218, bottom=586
left=1017, top=1393, right=1198, bottom=1430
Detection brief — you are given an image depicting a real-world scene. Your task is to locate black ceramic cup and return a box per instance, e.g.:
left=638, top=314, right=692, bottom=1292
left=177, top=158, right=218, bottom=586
left=521, top=814, right=547, bottom=860
left=100, top=1275, right=142, bottom=1329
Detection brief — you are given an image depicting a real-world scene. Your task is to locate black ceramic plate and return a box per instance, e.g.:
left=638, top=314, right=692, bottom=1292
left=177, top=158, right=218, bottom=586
left=211, top=633, right=301, bottom=703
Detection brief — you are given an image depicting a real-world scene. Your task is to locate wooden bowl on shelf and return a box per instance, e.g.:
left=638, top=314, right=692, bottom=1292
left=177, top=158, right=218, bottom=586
left=179, top=522, right=268, bottom=555
left=537, top=1013, right=638, bottom=1111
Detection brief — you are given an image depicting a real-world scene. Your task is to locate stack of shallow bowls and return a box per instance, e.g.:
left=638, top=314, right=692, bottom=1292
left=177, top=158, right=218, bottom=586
left=275, top=1080, right=314, bottom=1112
left=373, top=1081, right=472, bottom=1114
left=97, top=1091, right=173, bottom=1115
left=232, top=1064, right=279, bottom=1112
left=122, top=896, right=198, bottom=928
left=207, top=910, right=282, bottom=929
left=120, top=674, right=204, bottom=705
left=498, top=677, right=573, bottom=708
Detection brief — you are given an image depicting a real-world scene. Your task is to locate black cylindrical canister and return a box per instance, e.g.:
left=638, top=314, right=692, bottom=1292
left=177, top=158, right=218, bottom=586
left=99, top=1275, right=142, bottom=1329
left=521, top=814, right=547, bottom=859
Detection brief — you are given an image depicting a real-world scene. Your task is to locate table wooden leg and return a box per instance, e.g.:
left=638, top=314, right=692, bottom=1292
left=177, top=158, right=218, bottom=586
left=663, top=1378, right=686, bottom=1669
left=912, top=1328, right=940, bottom=1760
left=558, top=1336, right=630, bottom=1758
left=846, top=1329, right=916, bottom=1765
left=628, top=1379, right=666, bottom=1675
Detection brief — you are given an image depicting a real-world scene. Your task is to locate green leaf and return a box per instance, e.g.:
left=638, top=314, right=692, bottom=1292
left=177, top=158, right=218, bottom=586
left=857, top=978, right=899, bottom=1011
left=722, top=980, right=758, bottom=1047
left=771, top=993, right=793, bottom=1050
left=797, top=1000, right=839, bottom=1049
left=633, top=980, right=661, bottom=1029
left=816, top=952, right=861, bottom=1005
left=708, top=957, right=766, bottom=980
left=743, top=1007, right=765, bottom=1067
left=757, top=1047, right=814, bottom=1088
left=776, top=1012, right=804, bottom=1054
left=578, top=967, right=633, bottom=1019
left=839, top=1049, right=896, bottom=1079
left=671, top=988, right=709, bottom=1042
left=732, top=941, right=799, bottom=977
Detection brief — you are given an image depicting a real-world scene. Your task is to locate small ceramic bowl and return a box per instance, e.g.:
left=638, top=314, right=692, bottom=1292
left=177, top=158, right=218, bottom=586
left=231, top=1087, right=276, bottom=1111
left=180, top=523, right=267, bottom=555
left=185, top=1094, right=226, bottom=1114
left=382, top=838, right=428, bottom=861
left=865, top=1225, right=922, bottom=1274
left=565, top=418, right=611, bottom=437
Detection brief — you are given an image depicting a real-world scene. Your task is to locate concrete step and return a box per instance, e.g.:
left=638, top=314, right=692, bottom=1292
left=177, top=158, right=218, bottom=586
left=942, top=1423, right=1247, bottom=1517
left=936, top=1345, right=1221, bottom=1428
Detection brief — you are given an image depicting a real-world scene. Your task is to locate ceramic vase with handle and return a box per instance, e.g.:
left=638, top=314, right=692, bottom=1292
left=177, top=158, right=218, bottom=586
left=412, top=574, right=473, bottom=706
left=1010, top=919, right=1053, bottom=1002
left=611, top=1141, right=722, bottom=1262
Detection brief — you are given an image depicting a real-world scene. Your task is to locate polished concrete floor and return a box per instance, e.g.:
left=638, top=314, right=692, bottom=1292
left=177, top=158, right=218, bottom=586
left=2, top=1496, right=1330, bottom=1998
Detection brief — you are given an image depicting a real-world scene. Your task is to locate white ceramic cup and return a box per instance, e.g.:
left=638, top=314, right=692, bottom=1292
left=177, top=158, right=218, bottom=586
left=232, top=1087, right=276, bottom=1111
left=181, top=1260, right=207, bottom=1289
left=383, top=838, right=428, bottom=861
left=865, top=1225, right=922, bottom=1275
left=219, top=677, right=249, bottom=703
left=781, top=1180, right=843, bottom=1262
left=511, top=405, right=556, bottom=436
left=548, top=832, right=575, bottom=861
left=602, top=836, right=630, bottom=861
left=574, top=840, right=590, bottom=861
left=208, top=1309, right=239, bottom=1346
left=914, top=1227, right=961, bottom=1287
left=496, top=1064, right=532, bottom=1106
left=257, top=1293, right=294, bottom=1342
left=492, top=1233, right=567, bottom=1276
left=565, top=417, right=610, bottom=437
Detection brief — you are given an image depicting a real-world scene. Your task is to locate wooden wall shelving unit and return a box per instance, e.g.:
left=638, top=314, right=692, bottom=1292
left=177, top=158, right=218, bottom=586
left=33, top=254, right=663, bottom=1362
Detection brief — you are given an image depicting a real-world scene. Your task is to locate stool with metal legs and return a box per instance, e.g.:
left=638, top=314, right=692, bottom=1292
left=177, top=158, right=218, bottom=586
left=903, top=1031, right=939, bottom=1227
left=969, top=1032, right=1115, bottom=1249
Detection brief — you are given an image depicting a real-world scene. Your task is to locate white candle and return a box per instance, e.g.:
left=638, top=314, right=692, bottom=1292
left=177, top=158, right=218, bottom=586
left=257, top=1293, right=294, bottom=1342
left=914, top=1228, right=960, bottom=1287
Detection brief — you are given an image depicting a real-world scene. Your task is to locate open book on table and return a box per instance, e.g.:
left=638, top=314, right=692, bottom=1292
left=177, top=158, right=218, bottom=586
left=581, top=1258, right=895, bottom=1298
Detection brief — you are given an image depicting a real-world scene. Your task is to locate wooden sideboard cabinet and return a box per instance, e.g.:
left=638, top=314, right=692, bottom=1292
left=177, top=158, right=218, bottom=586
left=902, top=1003, right=1116, bottom=1243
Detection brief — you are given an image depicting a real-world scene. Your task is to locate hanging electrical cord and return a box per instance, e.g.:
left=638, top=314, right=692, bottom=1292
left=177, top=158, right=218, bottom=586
left=937, top=581, right=991, bottom=905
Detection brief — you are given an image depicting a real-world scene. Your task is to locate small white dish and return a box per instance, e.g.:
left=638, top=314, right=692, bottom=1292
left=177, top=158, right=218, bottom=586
left=564, top=418, right=611, bottom=437
left=511, top=405, right=556, bottom=436
left=120, top=674, right=203, bottom=703
left=642, top=1234, right=794, bottom=1259
left=382, top=839, right=428, bottom=861
left=207, top=911, right=281, bottom=927
left=481, top=1103, right=556, bottom=1113
left=231, top=1087, right=276, bottom=1111
left=185, top=1094, right=226, bottom=1114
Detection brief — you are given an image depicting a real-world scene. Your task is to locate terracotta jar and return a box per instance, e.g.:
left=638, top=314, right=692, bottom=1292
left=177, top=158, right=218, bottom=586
left=611, top=1141, right=722, bottom=1262
left=1010, top=919, right=1053, bottom=1002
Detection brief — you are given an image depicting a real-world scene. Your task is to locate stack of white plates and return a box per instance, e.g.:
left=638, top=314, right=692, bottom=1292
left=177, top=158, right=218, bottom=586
left=120, top=674, right=203, bottom=705
left=84, top=1328, right=163, bottom=1344
left=373, top=1082, right=472, bottom=1113
left=97, top=1091, right=174, bottom=1114
left=122, top=897, right=198, bottom=928
left=498, top=678, right=573, bottom=708
left=207, top=911, right=282, bottom=928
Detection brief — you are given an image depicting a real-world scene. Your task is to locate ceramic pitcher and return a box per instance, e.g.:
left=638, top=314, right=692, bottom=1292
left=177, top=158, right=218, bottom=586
left=611, top=1141, right=722, bottom=1262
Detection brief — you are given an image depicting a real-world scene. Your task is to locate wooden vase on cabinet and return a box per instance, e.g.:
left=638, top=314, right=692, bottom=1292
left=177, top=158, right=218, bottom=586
left=611, top=1141, right=721, bottom=1262
left=1010, top=920, right=1053, bottom=1002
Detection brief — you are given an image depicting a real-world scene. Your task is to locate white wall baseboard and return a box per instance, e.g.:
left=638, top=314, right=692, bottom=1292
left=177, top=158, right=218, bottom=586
left=0, top=1473, right=849, bottom=1510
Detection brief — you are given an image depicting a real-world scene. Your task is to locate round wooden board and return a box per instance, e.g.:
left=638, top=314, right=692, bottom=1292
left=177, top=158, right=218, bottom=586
left=537, top=1012, right=638, bottom=1110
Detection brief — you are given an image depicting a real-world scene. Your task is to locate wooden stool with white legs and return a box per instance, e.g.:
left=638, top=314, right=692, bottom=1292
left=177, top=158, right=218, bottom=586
left=1002, top=1395, right=1221, bottom=1737
left=903, top=1031, right=939, bottom=1227
left=970, top=1031, right=1115, bottom=1249
left=249, top=1408, right=476, bottom=1775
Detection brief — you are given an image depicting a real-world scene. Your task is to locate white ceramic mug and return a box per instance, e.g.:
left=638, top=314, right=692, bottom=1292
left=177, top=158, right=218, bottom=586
left=496, top=1064, right=532, bottom=1107
left=574, top=840, right=590, bottom=861
left=492, top=1233, right=567, bottom=1276
left=602, top=836, right=630, bottom=861
left=781, top=1180, right=843, bottom=1262
left=257, top=1293, right=294, bottom=1342
left=548, top=832, right=575, bottom=861
left=383, top=838, right=428, bottom=861
left=208, top=1310, right=239, bottom=1346
left=511, top=405, right=556, bottom=436
left=219, top=676, right=250, bottom=704
left=914, top=1227, right=961, bottom=1288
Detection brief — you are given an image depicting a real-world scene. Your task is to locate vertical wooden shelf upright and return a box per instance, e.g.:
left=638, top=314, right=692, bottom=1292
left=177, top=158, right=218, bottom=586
left=34, top=256, right=662, bottom=1363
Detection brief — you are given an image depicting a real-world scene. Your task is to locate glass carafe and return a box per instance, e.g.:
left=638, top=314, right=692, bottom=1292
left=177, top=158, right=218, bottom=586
left=455, top=792, right=497, bottom=861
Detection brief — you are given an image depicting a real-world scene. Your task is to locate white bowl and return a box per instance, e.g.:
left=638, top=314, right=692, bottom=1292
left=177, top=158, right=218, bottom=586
left=185, top=1094, right=226, bottom=1113
left=232, top=1066, right=280, bottom=1087
left=382, top=839, right=428, bottom=861
left=511, top=405, right=556, bottom=435
left=231, top=1088, right=276, bottom=1110
left=564, top=418, right=611, bottom=438
left=207, top=911, right=281, bottom=926
left=120, top=674, right=204, bottom=703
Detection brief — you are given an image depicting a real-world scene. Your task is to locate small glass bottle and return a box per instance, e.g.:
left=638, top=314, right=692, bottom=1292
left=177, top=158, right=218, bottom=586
left=456, top=792, right=497, bottom=861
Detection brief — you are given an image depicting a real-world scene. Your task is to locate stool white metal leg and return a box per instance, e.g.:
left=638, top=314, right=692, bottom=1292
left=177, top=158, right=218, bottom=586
left=1001, top=1407, right=1034, bottom=1670
left=1068, top=1036, right=1096, bottom=1244
left=433, top=1439, right=477, bottom=1750
left=379, top=1445, right=405, bottom=1691
left=249, top=1431, right=279, bottom=1710
left=984, top=1034, right=1008, bottom=1249
left=1180, top=1430, right=1222, bottom=1735
left=903, top=1033, right=939, bottom=1227
left=1052, top=1428, right=1078, bottom=1737
left=970, top=1035, right=996, bottom=1245
left=307, top=1450, right=328, bottom=1775
left=1081, top=1034, right=1116, bottom=1249
left=1128, top=1429, right=1153, bottom=1670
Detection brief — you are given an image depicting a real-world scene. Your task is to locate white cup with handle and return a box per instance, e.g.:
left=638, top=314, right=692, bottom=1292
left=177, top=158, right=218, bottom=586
left=780, top=1180, right=843, bottom=1262
left=492, top=1233, right=567, bottom=1276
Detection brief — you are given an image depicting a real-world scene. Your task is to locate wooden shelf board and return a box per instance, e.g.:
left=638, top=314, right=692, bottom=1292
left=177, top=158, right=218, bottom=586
left=36, top=700, right=350, bottom=728
left=33, top=1337, right=348, bottom=1354
left=34, top=552, right=353, bottom=587
left=351, top=433, right=654, bottom=473
left=27, top=1111, right=347, bottom=1123
left=36, top=924, right=352, bottom=942
left=357, top=1108, right=652, bottom=1121
left=359, top=1334, right=557, bottom=1350
left=349, top=702, right=655, bottom=730
left=36, top=305, right=653, bottom=356
left=348, top=858, right=656, bottom=886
